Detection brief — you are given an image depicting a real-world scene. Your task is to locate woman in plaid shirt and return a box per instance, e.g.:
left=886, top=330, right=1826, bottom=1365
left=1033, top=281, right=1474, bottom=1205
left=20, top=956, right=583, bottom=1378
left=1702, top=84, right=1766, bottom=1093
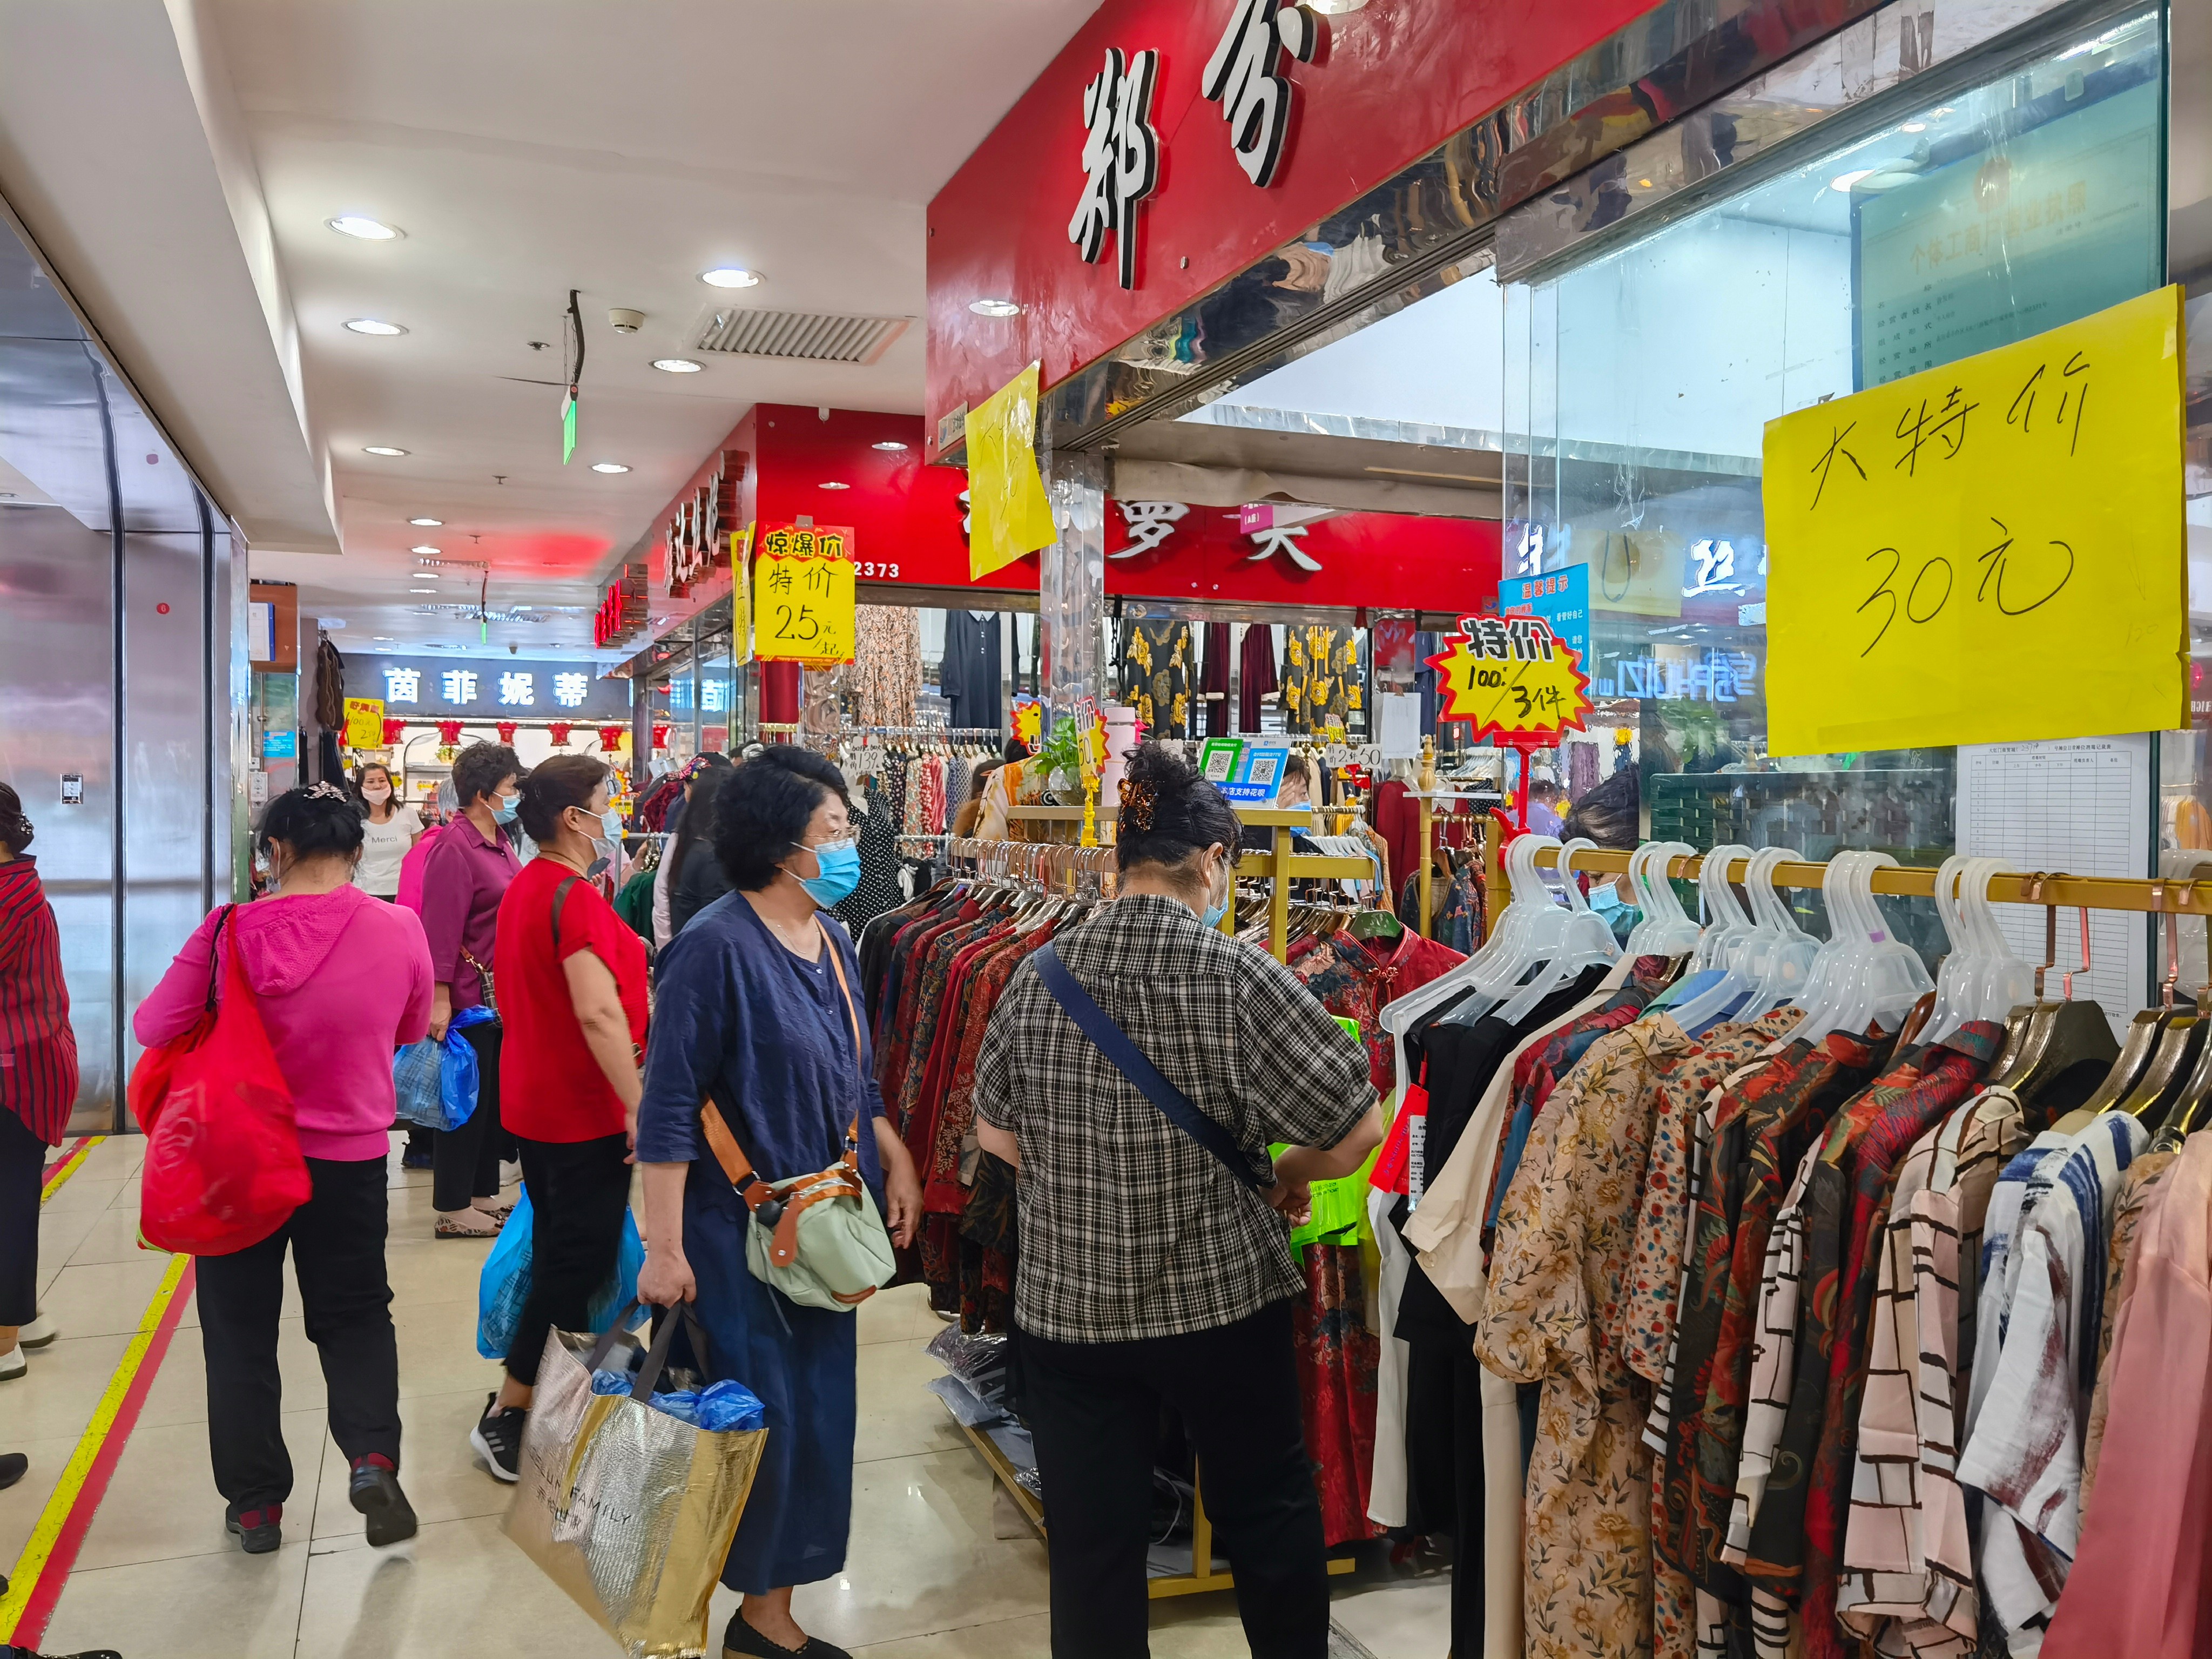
left=973, top=742, right=1381, bottom=1658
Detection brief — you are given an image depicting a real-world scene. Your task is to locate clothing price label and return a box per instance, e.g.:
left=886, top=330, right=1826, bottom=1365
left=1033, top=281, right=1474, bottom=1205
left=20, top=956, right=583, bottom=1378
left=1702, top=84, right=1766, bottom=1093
left=1425, top=615, right=1592, bottom=741
left=1764, top=285, right=2186, bottom=753
left=752, top=524, right=857, bottom=665
left=341, top=696, right=385, bottom=750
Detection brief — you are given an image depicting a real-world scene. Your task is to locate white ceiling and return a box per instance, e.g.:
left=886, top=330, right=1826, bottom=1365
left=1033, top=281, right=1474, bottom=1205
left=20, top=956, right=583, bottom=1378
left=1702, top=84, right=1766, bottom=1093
left=0, top=0, right=1095, bottom=655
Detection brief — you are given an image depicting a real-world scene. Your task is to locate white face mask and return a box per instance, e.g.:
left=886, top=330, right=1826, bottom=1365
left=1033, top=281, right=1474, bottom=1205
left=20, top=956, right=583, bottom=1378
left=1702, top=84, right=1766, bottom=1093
left=363, top=783, right=392, bottom=803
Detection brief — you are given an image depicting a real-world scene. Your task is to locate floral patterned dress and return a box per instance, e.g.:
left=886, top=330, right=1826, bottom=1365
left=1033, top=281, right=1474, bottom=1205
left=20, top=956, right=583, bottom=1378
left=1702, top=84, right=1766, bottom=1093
left=1474, top=1012, right=1697, bottom=1659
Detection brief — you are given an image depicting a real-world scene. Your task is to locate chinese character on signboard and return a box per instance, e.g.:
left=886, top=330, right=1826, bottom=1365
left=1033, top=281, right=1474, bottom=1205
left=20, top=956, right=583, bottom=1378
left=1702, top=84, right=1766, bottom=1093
left=1202, top=0, right=1317, bottom=188
left=1069, top=47, right=1161, bottom=290
left=383, top=667, right=421, bottom=705
left=552, top=672, right=588, bottom=709
left=1112, top=500, right=1188, bottom=558
left=498, top=672, right=535, bottom=707
left=441, top=670, right=478, bottom=704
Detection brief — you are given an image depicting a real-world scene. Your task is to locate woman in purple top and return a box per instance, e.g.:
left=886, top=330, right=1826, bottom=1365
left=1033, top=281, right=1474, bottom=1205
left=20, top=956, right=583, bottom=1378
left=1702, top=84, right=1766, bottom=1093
left=417, top=742, right=523, bottom=1238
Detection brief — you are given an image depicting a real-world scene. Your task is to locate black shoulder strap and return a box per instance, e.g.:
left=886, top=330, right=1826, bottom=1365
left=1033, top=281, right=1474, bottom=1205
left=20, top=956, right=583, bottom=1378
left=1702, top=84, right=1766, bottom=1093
left=1030, top=943, right=1269, bottom=1192
left=551, top=874, right=581, bottom=949
left=205, top=903, right=237, bottom=1011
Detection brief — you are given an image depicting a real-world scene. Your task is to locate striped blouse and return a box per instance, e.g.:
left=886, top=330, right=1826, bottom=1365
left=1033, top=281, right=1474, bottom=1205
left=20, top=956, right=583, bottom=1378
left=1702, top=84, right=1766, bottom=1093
left=0, top=856, right=78, bottom=1144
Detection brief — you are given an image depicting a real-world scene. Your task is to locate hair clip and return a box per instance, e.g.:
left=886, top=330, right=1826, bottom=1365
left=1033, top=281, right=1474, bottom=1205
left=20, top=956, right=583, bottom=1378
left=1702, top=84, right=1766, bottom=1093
left=1120, top=778, right=1157, bottom=834
left=304, top=781, right=353, bottom=802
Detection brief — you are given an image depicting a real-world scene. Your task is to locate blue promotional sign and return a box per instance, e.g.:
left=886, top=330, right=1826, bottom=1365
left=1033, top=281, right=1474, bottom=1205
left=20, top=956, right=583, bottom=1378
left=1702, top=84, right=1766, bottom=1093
left=1221, top=742, right=1292, bottom=807
left=1498, top=562, right=1589, bottom=662
left=261, top=729, right=298, bottom=760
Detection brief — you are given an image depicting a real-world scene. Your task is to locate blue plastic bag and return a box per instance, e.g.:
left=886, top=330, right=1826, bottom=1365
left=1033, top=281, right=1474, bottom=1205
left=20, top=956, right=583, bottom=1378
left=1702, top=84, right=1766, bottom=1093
left=587, top=1367, right=765, bottom=1432
left=476, top=1183, right=646, bottom=1361
left=392, top=1006, right=496, bottom=1134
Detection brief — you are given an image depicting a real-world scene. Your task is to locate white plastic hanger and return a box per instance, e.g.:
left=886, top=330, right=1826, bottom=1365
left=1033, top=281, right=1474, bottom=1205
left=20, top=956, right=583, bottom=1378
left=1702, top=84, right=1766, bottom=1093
left=1623, top=841, right=1703, bottom=957
left=1736, top=846, right=1819, bottom=1018
left=1494, top=839, right=1621, bottom=1025
left=1667, top=845, right=1772, bottom=1034
left=1795, top=851, right=1933, bottom=1043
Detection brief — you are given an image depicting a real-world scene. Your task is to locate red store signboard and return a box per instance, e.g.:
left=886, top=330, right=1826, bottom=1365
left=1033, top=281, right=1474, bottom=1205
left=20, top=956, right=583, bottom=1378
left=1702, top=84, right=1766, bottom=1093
left=926, top=0, right=1661, bottom=452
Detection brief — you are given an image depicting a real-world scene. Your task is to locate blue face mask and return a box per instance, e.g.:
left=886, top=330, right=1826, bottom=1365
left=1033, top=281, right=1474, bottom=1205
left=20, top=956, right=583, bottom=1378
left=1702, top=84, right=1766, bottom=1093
left=1201, top=858, right=1230, bottom=930
left=491, top=792, right=520, bottom=825
left=794, top=837, right=860, bottom=908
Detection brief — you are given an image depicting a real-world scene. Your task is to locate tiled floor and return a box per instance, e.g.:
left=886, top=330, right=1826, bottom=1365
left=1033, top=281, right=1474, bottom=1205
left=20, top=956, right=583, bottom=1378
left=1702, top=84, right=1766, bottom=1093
left=9, top=1137, right=1451, bottom=1657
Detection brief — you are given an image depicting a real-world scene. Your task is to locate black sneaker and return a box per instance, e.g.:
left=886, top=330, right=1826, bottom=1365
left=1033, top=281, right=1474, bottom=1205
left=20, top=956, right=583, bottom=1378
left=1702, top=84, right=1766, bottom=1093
left=0, top=1451, right=28, bottom=1492
left=470, top=1393, right=525, bottom=1483
left=12, top=1648, right=125, bottom=1658
left=225, top=1501, right=282, bottom=1554
left=348, top=1454, right=418, bottom=1547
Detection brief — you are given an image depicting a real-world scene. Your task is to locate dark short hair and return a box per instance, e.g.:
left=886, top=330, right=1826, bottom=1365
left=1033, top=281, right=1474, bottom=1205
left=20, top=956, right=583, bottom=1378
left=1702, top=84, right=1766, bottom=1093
left=0, top=781, right=31, bottom=855
left=450, top=743, right=522, bottom=810
left=714, top=744, right=850, bottom=891
left=517, top=753, right=609, bottom=842
left=257, top=783, right=365, bottom=861
left=1002, top=738, right=1029, bottom=763
left=1283, top=753, right=1311, bottom=784
left=1115, top=741, right=1240, bottom=876
left=670, top=763, right=733, bottom=886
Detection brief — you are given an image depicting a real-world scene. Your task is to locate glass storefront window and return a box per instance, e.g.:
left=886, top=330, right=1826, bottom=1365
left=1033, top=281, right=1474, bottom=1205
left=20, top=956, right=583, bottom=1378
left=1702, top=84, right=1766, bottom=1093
left=1502, top=3, right=2165, bottom=956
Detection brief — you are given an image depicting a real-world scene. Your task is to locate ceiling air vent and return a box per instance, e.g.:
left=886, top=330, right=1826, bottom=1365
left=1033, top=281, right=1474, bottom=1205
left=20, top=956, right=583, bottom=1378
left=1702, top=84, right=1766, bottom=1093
left=695, top=307, right=910, bottom=366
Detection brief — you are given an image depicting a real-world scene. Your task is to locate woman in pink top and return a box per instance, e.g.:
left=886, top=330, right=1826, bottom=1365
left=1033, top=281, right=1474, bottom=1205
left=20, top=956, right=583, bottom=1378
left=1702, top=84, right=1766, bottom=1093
left=134, top=784, right=434, bottom=1557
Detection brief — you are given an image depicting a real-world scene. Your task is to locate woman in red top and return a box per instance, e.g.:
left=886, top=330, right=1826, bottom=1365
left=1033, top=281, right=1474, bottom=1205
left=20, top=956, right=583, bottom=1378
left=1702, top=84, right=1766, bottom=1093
left=0, top=781, right=77, bottom=1380
left=468, top=754, right=648, bottom=1482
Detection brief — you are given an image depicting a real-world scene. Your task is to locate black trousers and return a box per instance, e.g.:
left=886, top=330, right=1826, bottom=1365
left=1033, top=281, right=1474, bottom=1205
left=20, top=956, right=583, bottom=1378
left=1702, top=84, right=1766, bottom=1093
left=1401, top=1336, right=1487, bottom=1655
left=1018, top=1299, right=1329, bottom=1659
left=432, top=1017, right=505, bottom=1212
left=506, top=1131, right=632, bottom=1386
left=195, top=1156, right=400, bottom=1509
left=0, top=1110, right=46, bottom=1327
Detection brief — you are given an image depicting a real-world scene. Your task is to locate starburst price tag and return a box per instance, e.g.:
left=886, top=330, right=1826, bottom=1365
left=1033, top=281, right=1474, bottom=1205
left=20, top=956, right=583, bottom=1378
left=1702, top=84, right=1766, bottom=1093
left=1427, top=614, right=1591, bottom=740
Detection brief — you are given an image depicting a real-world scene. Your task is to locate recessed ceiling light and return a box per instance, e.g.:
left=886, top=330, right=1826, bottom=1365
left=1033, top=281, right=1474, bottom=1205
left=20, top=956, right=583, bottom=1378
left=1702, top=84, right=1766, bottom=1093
left=410, top=544, right=440, bottom=555
left=819, top=481, right=850, bottom=490
left=373, top=636, right=395, bottom=642
left=327, top=215, right=401, bottom=240
left=409, top=587, right=437, bottom=594
left=407, top=516, right=442, bottom=526
left=969, top=298, right=1022, bottom=318
left=1900, top=121, right=1928, bottom=132
left=652, top=358, right=705, bottom=373
left=698, top=267, right=763, bottom=289
left=363, top=446, right=409, bottom=456
left=591, top=462, right=630, bottom=474
left=872, top=440, right=910, bottom=451
left=345, top=318, right=407, bottom=336
left=1830, top=169, right=1875, bottom=192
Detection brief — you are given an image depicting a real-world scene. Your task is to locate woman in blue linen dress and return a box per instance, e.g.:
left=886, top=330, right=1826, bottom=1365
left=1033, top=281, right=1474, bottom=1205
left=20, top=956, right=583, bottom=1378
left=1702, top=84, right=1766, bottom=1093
left=636, top=745, right=922, bottom=1659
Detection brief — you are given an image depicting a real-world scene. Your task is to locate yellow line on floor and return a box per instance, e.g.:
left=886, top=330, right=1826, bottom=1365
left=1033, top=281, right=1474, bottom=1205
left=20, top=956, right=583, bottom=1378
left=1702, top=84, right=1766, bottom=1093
left=0, top=1250, right=192, bottom=1643
left=37, top=1136, right=105, bottom=1204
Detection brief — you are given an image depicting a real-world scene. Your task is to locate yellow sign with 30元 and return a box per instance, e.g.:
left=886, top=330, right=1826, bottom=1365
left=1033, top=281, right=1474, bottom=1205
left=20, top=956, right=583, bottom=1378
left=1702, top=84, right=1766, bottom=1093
left=1764, top=285, right=2186, bottom=755
left=752, top=523, right=856, bottom=664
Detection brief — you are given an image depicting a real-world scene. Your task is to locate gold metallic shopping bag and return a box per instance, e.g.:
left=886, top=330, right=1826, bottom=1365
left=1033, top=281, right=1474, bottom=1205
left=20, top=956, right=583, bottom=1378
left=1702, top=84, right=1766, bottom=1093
left=504, top=1305, right=766, bottom=1659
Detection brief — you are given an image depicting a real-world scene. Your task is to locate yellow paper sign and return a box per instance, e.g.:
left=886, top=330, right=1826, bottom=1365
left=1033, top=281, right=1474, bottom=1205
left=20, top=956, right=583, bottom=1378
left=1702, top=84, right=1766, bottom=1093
left=753, top=523, right=855, bottom=664
left=342, top=696, right=386, bottom=749
left=1426, top=616, right=1591, bottom=740
left=1765, top=285, right=2186, bottom=755
left=965, top=362, right=1056, bottom=581
left=732, top=524, right=755, bottom=664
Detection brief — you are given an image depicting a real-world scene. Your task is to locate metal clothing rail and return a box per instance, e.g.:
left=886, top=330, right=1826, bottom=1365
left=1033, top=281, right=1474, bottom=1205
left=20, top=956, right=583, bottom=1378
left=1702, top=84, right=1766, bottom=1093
left=1516, top=846, right=2212, bottom=918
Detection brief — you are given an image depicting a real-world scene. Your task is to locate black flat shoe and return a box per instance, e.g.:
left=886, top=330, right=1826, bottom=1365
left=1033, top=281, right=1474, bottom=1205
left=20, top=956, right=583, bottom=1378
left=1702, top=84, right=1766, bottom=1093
left=723, top=1611, right=852, bottom=1658
left=0, top=1452, right=28, bottom=1491
left=225, top=1501, right=282, bottom=1554
left=348, top=1455, right=417, bottom=1547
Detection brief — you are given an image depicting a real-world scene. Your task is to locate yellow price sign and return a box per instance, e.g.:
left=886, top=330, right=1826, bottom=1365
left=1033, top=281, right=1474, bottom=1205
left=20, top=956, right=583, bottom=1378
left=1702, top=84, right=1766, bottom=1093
left=753, top=522, right=856, bottom=664
left=1426, top=615, right=1591, bottom=740
left=1765, top=285, right=2186, bottom=755
left=965, top=362, right=1056, bottom=581
left=342, top=696, right=386, bottom=750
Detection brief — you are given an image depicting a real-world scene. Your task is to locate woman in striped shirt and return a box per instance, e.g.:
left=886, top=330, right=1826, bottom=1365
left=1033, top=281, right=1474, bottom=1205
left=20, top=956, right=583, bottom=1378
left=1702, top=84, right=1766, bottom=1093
left=0, top=780, right=77, bottom=1381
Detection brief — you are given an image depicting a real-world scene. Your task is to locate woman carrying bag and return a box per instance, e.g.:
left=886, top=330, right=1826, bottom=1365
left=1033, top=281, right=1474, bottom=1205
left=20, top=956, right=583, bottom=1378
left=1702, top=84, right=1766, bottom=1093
left=468, top=754, right=648, bottom=1483
left=133, top=784, right=434, bottom=1554
left=635, top=744, right=922, bottom=1659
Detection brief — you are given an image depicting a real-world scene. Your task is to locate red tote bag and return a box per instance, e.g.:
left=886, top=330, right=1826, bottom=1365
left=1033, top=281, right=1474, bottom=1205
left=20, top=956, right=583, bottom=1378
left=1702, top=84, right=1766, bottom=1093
left=127, top=906, right=311, bottom=1255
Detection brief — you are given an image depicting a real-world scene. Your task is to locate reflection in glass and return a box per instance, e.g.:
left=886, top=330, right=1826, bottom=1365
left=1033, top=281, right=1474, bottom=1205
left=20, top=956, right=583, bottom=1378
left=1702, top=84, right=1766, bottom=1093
left=1501, top=6, right=2164, bottom=962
